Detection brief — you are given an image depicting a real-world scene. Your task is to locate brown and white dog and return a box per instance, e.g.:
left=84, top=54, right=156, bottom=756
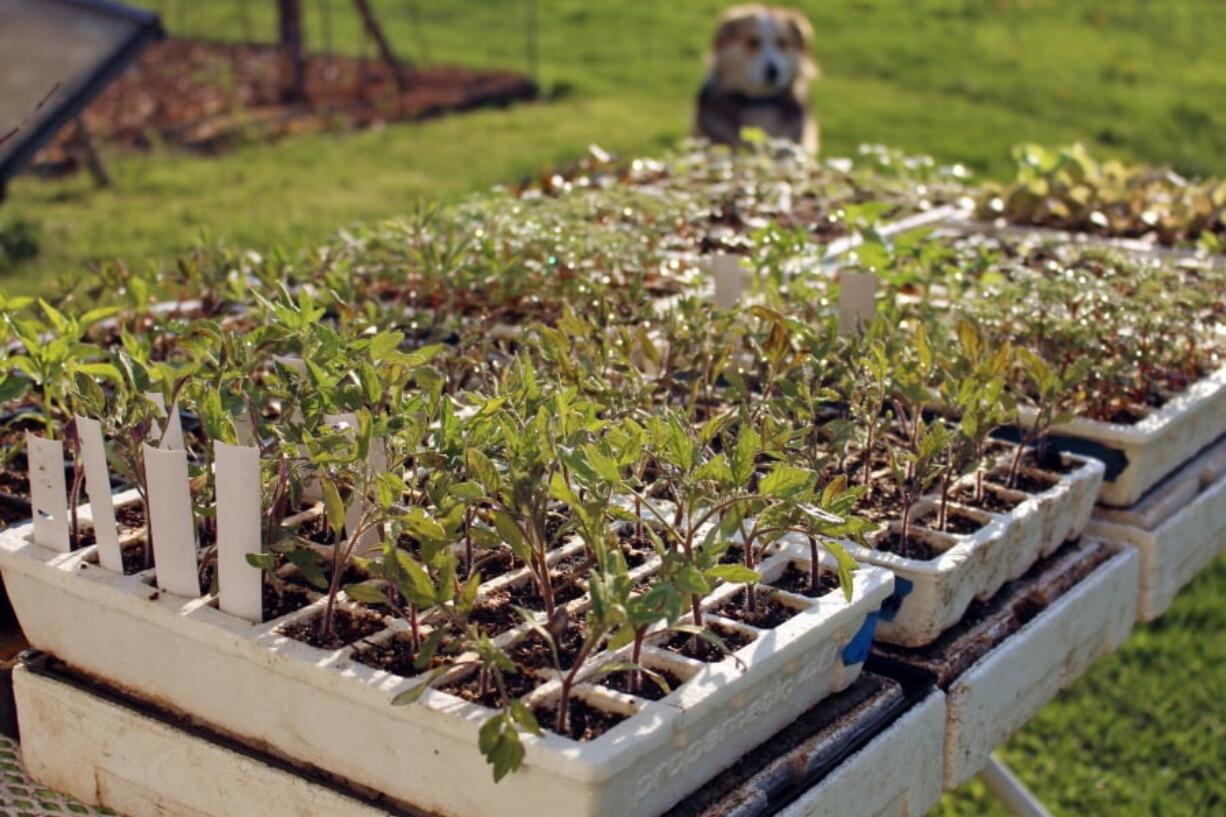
left=695, top=5, right=818, bottom=153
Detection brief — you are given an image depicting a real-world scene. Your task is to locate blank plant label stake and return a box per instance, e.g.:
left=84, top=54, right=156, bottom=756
left=76, top=416, right=122, bottom=573
left=145, top=392, right=185, bottom=450
left=144, top=444, right=199, bottom=598
left=838, top=271, right=878, bottom=336
left=710, top=254, right=746, bottom=309
left=27, top=434, right=70, bottom=552
left=216, top=443, right=262, bottom=621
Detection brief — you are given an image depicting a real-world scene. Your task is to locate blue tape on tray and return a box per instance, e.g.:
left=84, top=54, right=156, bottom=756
left=878, top=576, right=913, bottom=622
left=841, top=611, right=880, bottom=666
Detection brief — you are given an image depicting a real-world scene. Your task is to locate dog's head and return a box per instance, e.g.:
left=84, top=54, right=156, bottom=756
left=709, top=5, right=816, bottom=97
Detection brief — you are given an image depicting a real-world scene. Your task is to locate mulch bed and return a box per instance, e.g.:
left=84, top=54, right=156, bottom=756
left=915, top=508, right=987, bottom=536
left=469, top=590, right=525, bottom=636
left=34, top=38, right=537, bottom=171
left=951, top=483, right=1024, bottom=514
left=507, top=615, right=588, bottom=672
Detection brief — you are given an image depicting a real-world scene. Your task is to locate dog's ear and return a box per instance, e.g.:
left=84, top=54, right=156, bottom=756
left=780, top=8, right=819, bottom=79
left=713, top=4, right=762, bottom=49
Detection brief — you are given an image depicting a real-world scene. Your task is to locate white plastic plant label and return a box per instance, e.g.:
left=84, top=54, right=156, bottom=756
left=838, top=270, right=878, bottom=336
left=26, top=434, right=70, bottom=552
left=144, top=392, right=185, bottom=451
left=710, top=254, right=746, bottom=309
left=215, top=442, right=262, bottom=622
left=143, top=444, right=199, bottom=598
left=75, top=416, right=122, bottom=573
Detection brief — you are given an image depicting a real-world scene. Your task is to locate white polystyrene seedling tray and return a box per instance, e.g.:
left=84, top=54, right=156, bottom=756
left=1087, top=436, right=1226, bottom=621
left=899, top=213, right=1226, bottom=508
left=0, top=504, right=891, bottom=817
left=14, top=658, right=946, bottom=817
left=943, top=541, right=1138, bottom=787
left=14, top=658, right=395, bottom=817
left=940, top=213, right=1226, bottom=270
left=778, top=690, right=946, bottom=817
left=850, top=445, right=1104, bottom=647
left=1017, top=364, right=1226, bottom=508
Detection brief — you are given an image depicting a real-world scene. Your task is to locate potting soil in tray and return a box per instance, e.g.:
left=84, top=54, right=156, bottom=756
left=870, top=537, right=1114, bottom=688
left=767, top=562, right=842, bottom=598
left=598, top=665, right=690, bottom=702
left=533, top=697, right=630, bottom=742
left=0, top=498, right=29, bottom=529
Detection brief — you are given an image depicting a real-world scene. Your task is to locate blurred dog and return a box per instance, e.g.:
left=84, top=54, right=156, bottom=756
left=695, top=5, right=818, bottom=153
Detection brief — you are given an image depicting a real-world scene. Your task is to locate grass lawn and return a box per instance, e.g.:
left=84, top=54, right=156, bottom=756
left=4, top=0, right=1226, bottom=291
left=0, top=2, right=1223, bottom=814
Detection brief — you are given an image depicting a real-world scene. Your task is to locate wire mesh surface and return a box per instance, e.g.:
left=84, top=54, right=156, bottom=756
left=0, top=737, right=115, bottom=817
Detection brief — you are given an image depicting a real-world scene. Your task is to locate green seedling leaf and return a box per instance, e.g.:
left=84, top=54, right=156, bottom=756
left=465, top=448, right=500, bottom=495
left=824, top=539, right=859, bottom=602
left=479, top=712, right=528, bottom=783
left=319, top=478, right=347, bottom=539
left=391, top=666, right=450, bottom=706
left=673, top=564, right=711, bottom=595
left=451, top=481, right=485, bottom=501
left=343, top=582, right=392, bottom=607
left=509, top=700, right=543, bottom=736
left=490, top=509, right=529, bottom=559
left=415, top=628, right=446, bottom=671
left=401, top=507, right=449, bottom=549
left=394, top=550, right=437, bottom=608
left=284, top=549, right=328, bottom=591
left=245, top=553, right=278, bottom=572
left=705, top=564, right=761, bottom=584
left=759, top=464, right=812, bottom=498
